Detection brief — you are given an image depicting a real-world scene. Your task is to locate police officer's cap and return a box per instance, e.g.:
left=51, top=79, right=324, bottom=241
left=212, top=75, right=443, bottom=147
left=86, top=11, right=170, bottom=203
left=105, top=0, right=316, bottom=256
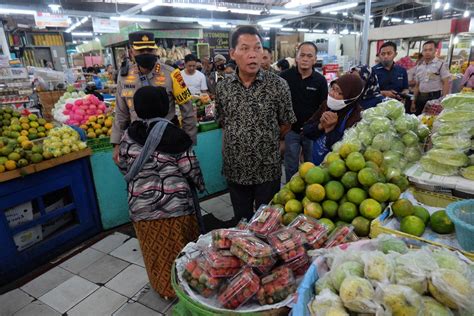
left=129, top=31, right=158, bottom=50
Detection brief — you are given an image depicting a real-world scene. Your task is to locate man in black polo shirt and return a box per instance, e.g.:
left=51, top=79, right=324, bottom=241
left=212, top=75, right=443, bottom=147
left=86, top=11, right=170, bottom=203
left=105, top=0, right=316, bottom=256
left=280, top=42, right=328, bottom=181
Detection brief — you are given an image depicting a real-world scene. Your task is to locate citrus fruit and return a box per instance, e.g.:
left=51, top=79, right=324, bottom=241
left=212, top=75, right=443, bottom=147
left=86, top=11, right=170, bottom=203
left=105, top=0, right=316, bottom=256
left=272, top=192, right=283, bottom=205
left=400, top=215, right=425, bottom=237
left=328, top=160, right=347, bottom=178
left=0, top=157, right=7, bottom=165
left=0, top=165, right=4, bottom=173
left=289, top=175, right=306, bottom=194
left=21, top=140, right=33, bottom=150
left=278, top=188, right=296, bottom=204
left=17, top=135, right=28, bottom=143
left=299, top=162, right=316, bottom=178
left=8, top=152, right=21, bottom=161
left=285, top=199, right=303, bottom=213
left=304, top=167, right=326, bottom=184
left=5, top=160, right=16, bottom=170
left=346, top=188, right=368, bottom=205
left=359, top=199, right=382, bottom=220
left=321, top=168, right=331, bottom=183
left=364, top=148, right=384, bottom=166
left=28, top=114, right=38, bottom=121
left=325, top=181, right=345, bottom=201
left=386, top=183, right=401, bottom=202
left=358, top=168, right=379, bottom=187
left=392, top=199, right=414, bottom=218
left=390, top=175, right=409, bottom=192
left=322, top=200, right=338, bottom=218
left=339, top=194, right=348, bottom=205
left=324, top=152, right=341, bottom=165
left=282, top=212, right=299, bottom=225
left=17, top=158, right=28, bottom=167
left=338, top=202, right=358, bottom=222
left=306, top=184, right=325, bottom=202
left=304, top=202, right=323, bottom=219
left=319, top=218, right=336, bottom=233
left=346, top=152, right=366, bottom=172
left=352, top=216, right=371, bottom=237
left=413, top=206, right=430, bottom=225
left=338, top=143, right=359, bottom=159
left=341, top=171, right=359, bottom=189
left=368, top=183, right=390, bottom=202
left=302, top=196, right=311, bottom=208
left=31, top=153, right=43, bottom=163
left=430, top=210, right=455, bottom=234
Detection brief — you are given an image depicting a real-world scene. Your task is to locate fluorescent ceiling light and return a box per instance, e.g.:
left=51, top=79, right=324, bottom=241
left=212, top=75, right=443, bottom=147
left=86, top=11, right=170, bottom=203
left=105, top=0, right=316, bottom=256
left=464, top=10, right=470, bottom=18
left=320, top=2, right=357, bottom=14
left=270, top=9, right=300, bottom=15
left=297, top=28, right=309, bottom=32
left=434, top=1, right=441, bottom=9
left=80, top=17, right=89, bottom=24
left=221, top=24, right=234, bottom=28
left=443, top=3, right=450, bottom=10
left=382, top=16, right=390, bottom=21
left=471, top=40, right=474, bottom=46
left=404, top=19, right=414, bottom=24
left=0, top=8, right=36, bottom=15
left=72, top=40, right=77, bottom=44
left=391, top=17, right=402, bottom=22
left=110, top=16, right=151, bottom=22
left=285, top=0, right=321, bottom=9
left=83, top=41, right=89, bottom=44
left=95, top=37, right=100, bottom=42
left=142, top=0, right=162, bottom=11
left=48, top=4, right=61, bottom=12
left=329, top=11, right=338, bottom=15
left=281, top=28, right=294, bottom=31
left=228, top=8, right=261, bottom=15
left=312, top=29, right=324, bottom=33
left=262, top=24, right=283, bottom=28
left=327, top=28, right=335, bottom=34
left=258, top=18, right=281, bottom=25
left=350, top=31, right=360, bottom=35
left=342, top=12, right=348, bottom=16
left=262, top=26, right=270, bottom=30
left=72, top=32, right=93, bottom=36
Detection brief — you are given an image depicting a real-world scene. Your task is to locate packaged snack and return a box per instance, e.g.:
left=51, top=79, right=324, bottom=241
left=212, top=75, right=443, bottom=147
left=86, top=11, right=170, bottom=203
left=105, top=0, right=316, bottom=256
left=267, top=227, right=306, bottom=262
left=182, top=258, right=221, bottom=297
left=257, top=266, right=297, bottom=305
left=211, top=229, right=250, bottom=249
left=202, top=249, right=243, bottom=278
left=218, top=267, right=260, bottom=309
left=324, top=225, right=356, bottom=248
left=230, top=236, right=274, bottom=267
left=289, top=215, right=328, bottom=249
left=248, top=205, right=283, bottom=238
left=283, top=253, right=310, bottom=277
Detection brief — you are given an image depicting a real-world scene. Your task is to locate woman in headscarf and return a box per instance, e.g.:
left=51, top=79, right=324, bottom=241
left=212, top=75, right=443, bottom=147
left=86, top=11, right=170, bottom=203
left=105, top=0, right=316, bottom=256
left=351, top=65, right=385, bottom=109
left=303, top=73, right=365, bottom=165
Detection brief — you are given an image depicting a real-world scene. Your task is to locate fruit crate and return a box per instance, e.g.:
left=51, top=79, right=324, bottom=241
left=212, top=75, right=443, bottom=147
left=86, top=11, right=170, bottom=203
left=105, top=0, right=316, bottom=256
left=86, top=137, right=113, bottom=153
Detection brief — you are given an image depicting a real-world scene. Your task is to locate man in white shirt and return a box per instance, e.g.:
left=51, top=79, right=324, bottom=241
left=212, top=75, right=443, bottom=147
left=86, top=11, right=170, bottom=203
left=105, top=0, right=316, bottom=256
left=181, top=54, right=208, bottom=95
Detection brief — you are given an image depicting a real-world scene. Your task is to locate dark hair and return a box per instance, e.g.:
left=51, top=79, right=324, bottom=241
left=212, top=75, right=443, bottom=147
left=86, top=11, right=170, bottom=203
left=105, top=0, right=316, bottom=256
left=225, top=63, right=236, bottom=70
left=422, top=40, right=437, bottom=48
left=196, top=58, right=201, bottom=63
left=134, top=86, right=169, bottom=119
left=380, top=41, right=397, bottom=52
left=297, top=41, right=318, bottom=54
left=277, top=59, right=290, bottom=71
left=231, top=25, right=263, bottom=49
left=263, top=47, right=272, bottom=54
left=86, top=66, right=96, bottom=74
left=184, top=54, right=198, bottom=63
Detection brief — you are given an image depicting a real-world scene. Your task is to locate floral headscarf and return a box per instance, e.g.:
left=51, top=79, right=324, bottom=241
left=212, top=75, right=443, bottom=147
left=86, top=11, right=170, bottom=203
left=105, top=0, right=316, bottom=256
left=350, top=65, right=384, bottom=109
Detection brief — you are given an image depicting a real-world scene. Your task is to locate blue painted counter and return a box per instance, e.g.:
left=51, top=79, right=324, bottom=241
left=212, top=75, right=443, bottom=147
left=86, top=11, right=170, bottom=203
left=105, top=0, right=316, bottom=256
left=90, top=128, right=227, bottom=230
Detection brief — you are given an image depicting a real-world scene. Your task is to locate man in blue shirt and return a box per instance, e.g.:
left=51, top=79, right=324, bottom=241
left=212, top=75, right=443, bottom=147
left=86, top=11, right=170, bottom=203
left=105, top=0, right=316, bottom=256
left=372, top=41, right=409, bottom=101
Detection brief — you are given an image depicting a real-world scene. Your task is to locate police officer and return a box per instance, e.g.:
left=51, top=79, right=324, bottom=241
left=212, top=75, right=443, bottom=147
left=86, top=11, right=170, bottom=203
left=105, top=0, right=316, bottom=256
left=111, top=31, right=197, bottom=163
left=411, top=40, right=450, bottom=115
left=372, top=41, right=409, bottom=100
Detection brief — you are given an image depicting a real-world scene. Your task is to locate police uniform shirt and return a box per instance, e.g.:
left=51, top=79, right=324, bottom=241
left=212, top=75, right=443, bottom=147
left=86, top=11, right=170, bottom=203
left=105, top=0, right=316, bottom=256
left=372, top=63, right=408, bottom=93
left=415, top=57, right=451, bottom=93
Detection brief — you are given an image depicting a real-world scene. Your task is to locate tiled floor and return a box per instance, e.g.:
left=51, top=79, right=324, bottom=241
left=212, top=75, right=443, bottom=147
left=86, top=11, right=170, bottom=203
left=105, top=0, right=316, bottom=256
left=0, top=193, right=236, bottom=316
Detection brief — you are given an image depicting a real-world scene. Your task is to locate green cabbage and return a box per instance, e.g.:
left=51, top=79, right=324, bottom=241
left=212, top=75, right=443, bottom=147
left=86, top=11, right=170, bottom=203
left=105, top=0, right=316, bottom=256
left=404, top=146, right=422, bottom=163
left=438, top=110, right=474, bottom=122
left=380, top=99, right=405, bottom=120
left=371, top=133, right=393, bottom=151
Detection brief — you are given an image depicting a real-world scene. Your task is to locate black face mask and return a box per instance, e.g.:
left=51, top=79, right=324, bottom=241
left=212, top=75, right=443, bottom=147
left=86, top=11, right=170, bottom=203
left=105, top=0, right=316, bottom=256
left=216, top=64, right=225, bottom=71
left=135, top=53, right=157, bottom=70
left=196, top=67, right=203, bottom=72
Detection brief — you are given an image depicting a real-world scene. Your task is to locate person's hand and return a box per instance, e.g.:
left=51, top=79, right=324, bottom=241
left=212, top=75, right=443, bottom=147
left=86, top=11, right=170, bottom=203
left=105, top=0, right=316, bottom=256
left=381, top=90, right=399, bottom=99
left=321, top=111, right=338, bottom=133
left=113, top=145, right=120, bottom=165
left=279, top=140, right=285, bottom=156
left=410, top=101, right=417, bottom=114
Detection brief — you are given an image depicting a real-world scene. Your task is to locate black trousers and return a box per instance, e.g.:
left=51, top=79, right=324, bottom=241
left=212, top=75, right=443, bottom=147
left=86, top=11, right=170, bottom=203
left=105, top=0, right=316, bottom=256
left=414, top=91, right=441, bottom=115
left=228, top=179, right=281, bottom=225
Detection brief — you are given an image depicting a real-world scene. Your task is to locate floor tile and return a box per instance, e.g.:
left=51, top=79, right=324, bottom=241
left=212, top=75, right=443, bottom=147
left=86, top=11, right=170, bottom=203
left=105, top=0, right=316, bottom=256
left=205, top=200, right=234, bottom=221
left=137, top=285, right=174, bottom=313
left=79, top=254, right=130, bottom=284
left=21, top=266, right=74, bottom=298
left=68, top=286, right=127, bottom=316
left=106, top=264, right=149, bottom=297
left=59, top=248, right=105, bottom=274
left=13, top=301, right=60, bottom=316
left=218, top=193, right=232, bottom=205
left=91, top=232, right=130, bottom=253
left=110, top=238, right=145, bottom=267
left=113, top=301, right=162, bottom=316
left=38, top=275, right=99, bottom=314
left=0, top=289, right=34, bottom=316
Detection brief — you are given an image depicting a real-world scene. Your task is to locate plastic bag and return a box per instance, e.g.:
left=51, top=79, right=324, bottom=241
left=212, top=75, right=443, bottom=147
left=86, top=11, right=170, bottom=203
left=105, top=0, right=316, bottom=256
left=431, top=133, right=471, bottom=151
left=369, top=117, right=392, bottom=134
left=428, top=268, right=474, bottom=312
left=339, top=276, right=380, bottom=313
left=393, top=249, right=435, bottom=294
left=371, top=132, right=394, bottom=152
left=329, top=260, right=364, bottom=291
left=421, top=296, right=454, bottom=316
left=381, top=99, right=405, bottom=120
left=405, top=114, right=420, bottom=131
left=420, top=156, right=459, bottom=176
left=460, top=166, right=474, bottom=180
left=362, top=251, right=395, bottom=284
left=376, top=284, right=424, bottom=316
left=358, top=129, right=373, bottom=147
left=315, top=273, right=336, bottom=295
left=404, top=146, right=422, bottom=163
left=390, top=139, right=406, bottom=155
left=309, top=289, right=348, bottom=316
left=441, top=93, right=474, bottom=110
left=376, top=234, right=408, bottom=254
left=438, top=109, right=474, bottom=123
left=401, top=130, right=419, bottom=146
left=430, top=248, right=472, bottom=277
left=394, top=116, right=411, bottom=134
left=424, top=149, right=468, bottom=167
left=361, top=106, right=389, bottom=121
left=432, top=120, right=472, bottom=135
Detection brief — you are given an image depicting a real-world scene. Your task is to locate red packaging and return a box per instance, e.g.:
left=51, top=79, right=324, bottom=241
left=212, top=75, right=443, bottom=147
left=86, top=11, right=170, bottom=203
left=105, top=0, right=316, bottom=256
left=289, top=215, right=329, bottom=249
left=267, top=227, right=306, bottom=262
left=248, top=205, right=283, bottom=238
left=230, top=236, right=274, bottom=267
left=211, top=229, right=251, bottom=249
left=236, top=218, right=249, bottom=230
left=182, top=258, right=221, bottom=297
left=202, top=249, right=243, bottom=278
left=256, top=266, right=297, bottom=305
left=324, top=225, right=356, bottom=248
left=283, top=253, right=310, bottom=277
left=218, top=267, right=260, bottom=309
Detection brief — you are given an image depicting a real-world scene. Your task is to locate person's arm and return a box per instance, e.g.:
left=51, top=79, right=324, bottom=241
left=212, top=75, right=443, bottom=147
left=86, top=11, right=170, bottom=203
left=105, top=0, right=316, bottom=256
left=111, top=79, right=131, bottom=164
left=442, top=78, right=450, bottom=97
left=178, top=149, right=205, bottom=192
left=411, top=81, right=419, bottom=113
left=180, top=100, right=198, bottom=145
left=116, top=141, right=130, bottom=175
left=277, top=80, right=297, bottom=130
left=460, top=67, right=472, bottom=86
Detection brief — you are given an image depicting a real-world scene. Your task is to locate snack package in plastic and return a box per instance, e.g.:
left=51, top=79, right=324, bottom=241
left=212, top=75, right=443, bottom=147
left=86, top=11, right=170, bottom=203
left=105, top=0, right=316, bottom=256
left=339, top=276, right=380, bottom=313
left=428, top=268, right=474, bottom=312
left=376, top=284, right=424, bottom=316
left=248, top=205, right=283, bottom=238
left=211, top=229, right=252, bottom=249
left=441, top=93, right=474, bottom=110
left=324, top=225, right=357, bottom=248
left=438, top=109, right=474, bottom=123
left=256, top=266, right=296, bottom=305
left=362, top=251, right=395, bottom=284
left=420, top=156, right=459, bottom=176
left=309, top=289, right=349, bottom=316
left=431, top=133, right=471, bottom=151
left=267, top=227, right=306, bottom=262
left=202, top=248, right=243, bottom=278
left=424, top=148, right=469, bottom=167
left=315, top=272, right=336, bottom=295
left=230, top=236, right=274, bottom=267
left=283, top=253, right=310, bottom=277
left=182, top=258, right=221, bottom=297
left=460, top=166, right=474, bottom=180
left=289, top=215, right=328, bottom=249
left=218, top=267, right=260, bottom=309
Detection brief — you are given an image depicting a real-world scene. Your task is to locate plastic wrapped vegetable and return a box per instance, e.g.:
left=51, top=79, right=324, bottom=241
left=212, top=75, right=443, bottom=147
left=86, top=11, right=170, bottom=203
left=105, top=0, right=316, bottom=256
left=405, top=114, right=420, bottom=131
left=424, top=149, right=468, bottom=167
left=431, top=133, right=471, bottom=151
left=390, top=139, right=406, bottom=155
left=230, top=236, right=274, bottom=267
left=371, top=132, right=393, bottom=152
left=218, top=267, right=260, bottom=309
left=420, top=157, right=459, bottom=176
left=422, top=296, right=454, bottom=316
left=416, top=124, right=430, bottom=141
left=358, top=129, right=373, bottom=147
left=394, top=251, right=433, bottom=294
left=377, top=284, right=424, bottom=316
left=460, top=166, right=474, bottom=180
left=256, top=266, right=296, bottom=305
left=404, top=146, right=422, bottom=163
left=268, top=227, right=306, bottom=262
left=376, top=235, right=408, bottom=254
left=383, top=150, right=402, bottom=166
left=438, top=109, right=474, bottom=122
left=381, top=99, right=405, bottom=120
left=289, top=215, right=328, bottom=249
left=309, top=289, right=349, bottom=316
left=212, top=229, right=251, bottom=249
left=329, top=260, right=365, bottom=291
left=441, top=93, right=474, bottom=109
left=361, top=106, right=389, bottom=121
left=362, top=251, right=395, bottom=283
left=428, top=269, right=474, bottom=311
left=248, top=205, right=283, bottom=238
left=339, top=276, right=379, bottom=313
left=394, top=116, right=411, bottom=134
left=369, top=117, right=391, bottom=134
left=202, top=249, right=243, bottom=278
left=315, top=273, right=336, bottom=295
left=431, top=248, right=471, bottom=277
left=182, top=258, right=221, bottom=297
left=401, top=130, right=419, bottom=146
